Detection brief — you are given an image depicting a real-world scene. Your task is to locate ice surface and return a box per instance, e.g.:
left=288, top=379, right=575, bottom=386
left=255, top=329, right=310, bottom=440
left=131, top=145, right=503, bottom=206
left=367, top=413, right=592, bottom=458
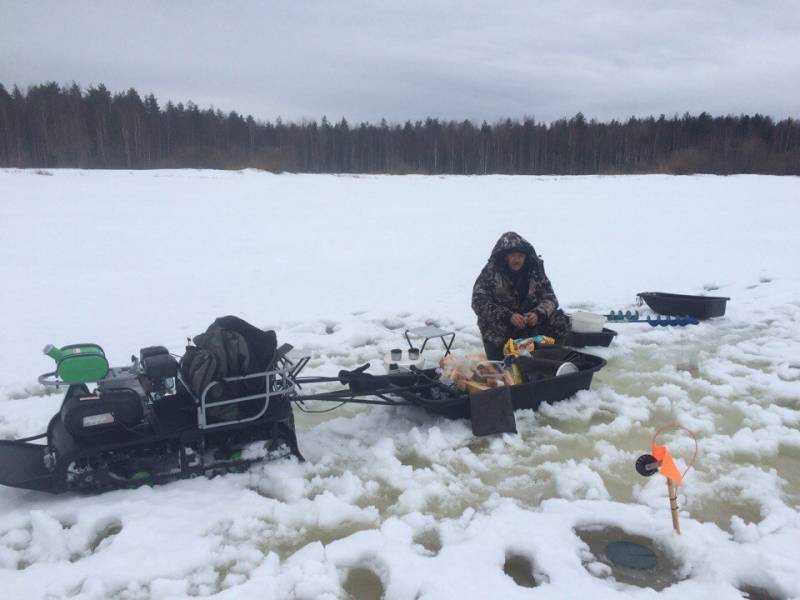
left=0, top=170, right=798, bottom=599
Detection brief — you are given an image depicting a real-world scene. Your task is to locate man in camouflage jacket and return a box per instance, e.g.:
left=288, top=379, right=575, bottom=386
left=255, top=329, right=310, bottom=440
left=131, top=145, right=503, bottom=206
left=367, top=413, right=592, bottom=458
left=471, top=231, right=569, bottom=359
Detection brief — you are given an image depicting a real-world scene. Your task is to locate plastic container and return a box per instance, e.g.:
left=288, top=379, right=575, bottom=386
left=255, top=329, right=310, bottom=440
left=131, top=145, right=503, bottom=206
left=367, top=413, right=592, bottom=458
left=570, top=312, right=607, bottom=333
left=565, top=328, right=618, bottom=348
left=637, top=292, right=729, bottom=319
left=43, top=343, right=109, bottom=383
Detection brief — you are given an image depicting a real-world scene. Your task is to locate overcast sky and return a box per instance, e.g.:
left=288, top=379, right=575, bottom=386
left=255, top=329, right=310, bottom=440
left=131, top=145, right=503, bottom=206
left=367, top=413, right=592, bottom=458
left=2, top=1, right=799, bottom=124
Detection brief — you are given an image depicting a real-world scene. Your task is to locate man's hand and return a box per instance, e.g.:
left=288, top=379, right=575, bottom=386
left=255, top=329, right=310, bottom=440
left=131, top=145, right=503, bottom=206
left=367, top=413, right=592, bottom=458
left=511, top=313, right=526, bottom=328
left=526, top=312, right=540, bottom=327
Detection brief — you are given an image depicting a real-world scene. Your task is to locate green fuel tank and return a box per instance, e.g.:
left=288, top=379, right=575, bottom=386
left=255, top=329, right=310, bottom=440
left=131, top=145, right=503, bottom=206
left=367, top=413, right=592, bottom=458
left=43, top=343, right=109, bottom=383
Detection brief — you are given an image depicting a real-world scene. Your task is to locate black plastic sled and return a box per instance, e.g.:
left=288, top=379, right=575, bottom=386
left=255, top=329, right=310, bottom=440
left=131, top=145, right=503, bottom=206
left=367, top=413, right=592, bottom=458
left=307, top=347, right=607, bottom=421
left=565, top=328, right=618, bottom=348
left=637, top=291, right=729, bottom=319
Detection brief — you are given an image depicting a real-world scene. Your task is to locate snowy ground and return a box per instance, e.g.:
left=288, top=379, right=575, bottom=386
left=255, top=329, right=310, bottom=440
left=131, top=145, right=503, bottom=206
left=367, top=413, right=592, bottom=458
left=0, top=169, right=798, bottom=599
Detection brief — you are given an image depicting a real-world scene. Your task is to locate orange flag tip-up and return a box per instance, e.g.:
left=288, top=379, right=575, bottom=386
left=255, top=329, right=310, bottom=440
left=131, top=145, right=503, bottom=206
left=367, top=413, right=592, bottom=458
left=637, top=426, right=697, bottom=535
left=651, top=443, right=682, bottom=486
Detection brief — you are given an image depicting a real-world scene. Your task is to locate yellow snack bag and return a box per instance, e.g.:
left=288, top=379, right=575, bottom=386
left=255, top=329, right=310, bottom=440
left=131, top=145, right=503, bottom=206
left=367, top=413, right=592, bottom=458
left=511, top=363, right=523, bottom=384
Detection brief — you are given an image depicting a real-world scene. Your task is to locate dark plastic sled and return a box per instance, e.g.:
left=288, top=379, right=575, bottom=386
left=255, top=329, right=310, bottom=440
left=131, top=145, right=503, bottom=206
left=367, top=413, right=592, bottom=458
left=390, top=348, right=606, bottom=420
left=508, top=349, right=606, bottom=412
left=0, top=439, right=53, bottom=492
left=565, top=327, right=618, bottom=348
left=637, top=292, right=729, bottom=319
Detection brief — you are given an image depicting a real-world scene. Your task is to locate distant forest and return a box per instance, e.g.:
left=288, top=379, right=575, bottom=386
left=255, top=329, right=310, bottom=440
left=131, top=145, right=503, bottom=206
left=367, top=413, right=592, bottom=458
left=1, top=82, right=798, bottom=174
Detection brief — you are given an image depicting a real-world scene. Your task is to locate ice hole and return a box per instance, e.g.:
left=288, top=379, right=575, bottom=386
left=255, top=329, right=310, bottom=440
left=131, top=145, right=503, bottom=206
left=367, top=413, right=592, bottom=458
left=576, top=526, right=683, bottom=591
left=342, top=566, right=384, bottom=600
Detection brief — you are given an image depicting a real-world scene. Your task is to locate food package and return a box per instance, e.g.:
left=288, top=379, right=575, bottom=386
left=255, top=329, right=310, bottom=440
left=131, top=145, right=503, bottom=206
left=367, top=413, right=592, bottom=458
left=465, top=380, right=490, bottom=394
left=440, top=354, right=508, bottom=392
left=503, top=335, right=556, bottom=357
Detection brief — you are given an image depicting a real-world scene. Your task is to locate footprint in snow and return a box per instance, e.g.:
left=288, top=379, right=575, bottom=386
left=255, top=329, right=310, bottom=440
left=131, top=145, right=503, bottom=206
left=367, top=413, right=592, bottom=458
left=342, top=566, right=384, bottom=600
left=413, top=528, right=442, bottom=556
left=504, top=553, right=543, bottom=588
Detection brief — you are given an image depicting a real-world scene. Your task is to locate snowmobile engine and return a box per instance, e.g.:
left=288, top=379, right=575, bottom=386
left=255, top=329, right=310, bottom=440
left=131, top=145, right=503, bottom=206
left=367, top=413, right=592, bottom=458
left=60, top=346, right=178, bottom=439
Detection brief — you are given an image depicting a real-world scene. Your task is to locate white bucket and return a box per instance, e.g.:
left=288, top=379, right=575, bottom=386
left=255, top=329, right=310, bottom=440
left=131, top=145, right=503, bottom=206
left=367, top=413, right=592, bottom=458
left=555, top=361, right=579, bottom=376
left=570, top=311, right=606, bottom=333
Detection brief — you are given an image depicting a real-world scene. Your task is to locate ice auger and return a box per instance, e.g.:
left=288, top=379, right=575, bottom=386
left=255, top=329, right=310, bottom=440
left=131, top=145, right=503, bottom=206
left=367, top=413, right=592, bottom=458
left=606, top=311, right=699, bottom=327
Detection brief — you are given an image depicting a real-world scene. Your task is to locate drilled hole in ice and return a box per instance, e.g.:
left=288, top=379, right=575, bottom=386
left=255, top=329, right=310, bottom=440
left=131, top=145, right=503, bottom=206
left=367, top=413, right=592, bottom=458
left=576, top=526, right=684, bottom=591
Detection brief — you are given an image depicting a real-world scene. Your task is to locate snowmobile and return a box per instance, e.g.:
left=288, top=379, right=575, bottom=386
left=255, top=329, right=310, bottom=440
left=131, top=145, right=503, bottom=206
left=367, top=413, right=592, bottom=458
left=0, top=318, right=606, bottom=495
left=0, top=320, right=303, bottom=494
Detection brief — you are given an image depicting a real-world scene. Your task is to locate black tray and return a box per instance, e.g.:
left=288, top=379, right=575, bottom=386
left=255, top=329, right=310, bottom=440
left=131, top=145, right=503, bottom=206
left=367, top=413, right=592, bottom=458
left=637, top=292, right=729, bottom=319
left=565, top=327, right=617, bottom=348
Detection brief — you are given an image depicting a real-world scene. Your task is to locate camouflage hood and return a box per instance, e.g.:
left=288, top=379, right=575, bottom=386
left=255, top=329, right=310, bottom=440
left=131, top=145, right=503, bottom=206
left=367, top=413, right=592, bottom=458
left=489, top=231, right=536, bottom=264
left=472, top=231, right=561, bottom=346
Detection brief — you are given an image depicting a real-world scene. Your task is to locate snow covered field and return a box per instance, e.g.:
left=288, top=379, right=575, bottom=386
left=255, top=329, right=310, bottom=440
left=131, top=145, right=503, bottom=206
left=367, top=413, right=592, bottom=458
left=0, top=169, right=799, bottom=599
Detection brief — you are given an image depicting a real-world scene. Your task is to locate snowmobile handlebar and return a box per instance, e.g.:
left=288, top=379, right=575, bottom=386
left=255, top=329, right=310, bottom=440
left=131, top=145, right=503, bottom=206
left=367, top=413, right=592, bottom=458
left=38, top=371, right=63, bottom=388
left=337, top=363, right=371, bottom=385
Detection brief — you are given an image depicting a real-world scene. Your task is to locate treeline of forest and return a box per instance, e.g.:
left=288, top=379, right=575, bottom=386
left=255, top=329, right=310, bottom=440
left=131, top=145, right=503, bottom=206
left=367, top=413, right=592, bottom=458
left=1, top=82, right=798, bottom=174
